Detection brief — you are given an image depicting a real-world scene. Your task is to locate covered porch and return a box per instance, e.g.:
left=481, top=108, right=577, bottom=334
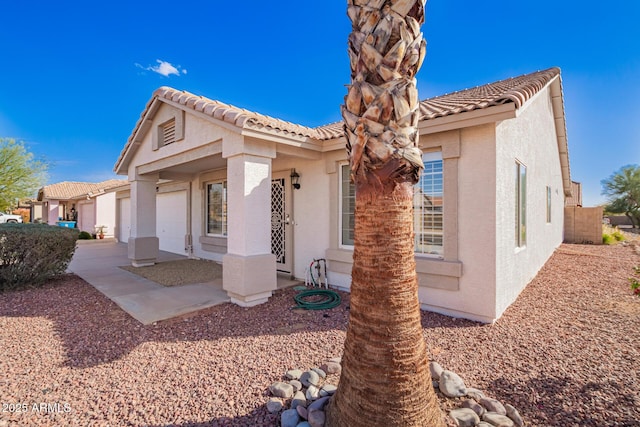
left=115, top=87, right=331, bottom=308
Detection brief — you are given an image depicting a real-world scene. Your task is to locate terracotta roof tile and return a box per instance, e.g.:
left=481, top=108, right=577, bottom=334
left=39, top=179, right=128, bottom=201
left=419, top=67, right=560, bottom=120
left=116, top=67, right=562, bottom=172
left=153, top=86, right=341, bottom=140
left=155, top=67, right=560, bottom=142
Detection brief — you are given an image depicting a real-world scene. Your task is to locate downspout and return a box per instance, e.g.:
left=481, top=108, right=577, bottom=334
left=290, top=174, right=296, bottom=280
left=186, top=181, right=194, bottom=257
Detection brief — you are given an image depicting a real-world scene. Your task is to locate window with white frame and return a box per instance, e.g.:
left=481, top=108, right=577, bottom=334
left=207, top=181, right=227, bottom=236
left=414, top=152, right=444, bottom=256
left=546, top=186, right=552, bottom=223
left=339, top=164, right=355, bottom=247
left=515, top=161, right=527, bottom=247
left=338, top=151, right=444, bottom=256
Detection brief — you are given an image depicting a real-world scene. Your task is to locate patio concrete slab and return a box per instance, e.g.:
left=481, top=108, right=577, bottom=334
left=68, top=241, right=230, bottom=324
left=112, top=282, right=229, bottom=324
left=89, top=277, right=162, bottom=299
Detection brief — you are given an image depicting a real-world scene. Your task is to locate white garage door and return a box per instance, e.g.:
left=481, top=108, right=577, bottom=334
left=156, top=191, right=187, bottom=255
left=79, top=202, right=95, bottom=233
left=118, top=198, right=131, bottom=243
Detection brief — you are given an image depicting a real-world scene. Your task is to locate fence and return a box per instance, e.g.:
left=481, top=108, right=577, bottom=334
left=564, top=206, right=603, bottom=244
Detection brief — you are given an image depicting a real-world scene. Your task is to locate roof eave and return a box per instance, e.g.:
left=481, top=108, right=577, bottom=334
left=549, top=76, right=572, bottom=197
left=418, top=103, right=517, bottom=134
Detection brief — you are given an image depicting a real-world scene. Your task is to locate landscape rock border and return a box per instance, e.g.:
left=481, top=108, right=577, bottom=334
left=268, top=358, right=525, bottom=427
left=268, top=358, right=342, bottom=427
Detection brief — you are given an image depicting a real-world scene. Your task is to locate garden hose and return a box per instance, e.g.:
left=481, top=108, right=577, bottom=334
left=293, top=289, right=342, bottom=310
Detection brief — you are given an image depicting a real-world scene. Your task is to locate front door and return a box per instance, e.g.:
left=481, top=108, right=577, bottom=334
left=271, top=172, right=293, bottom=275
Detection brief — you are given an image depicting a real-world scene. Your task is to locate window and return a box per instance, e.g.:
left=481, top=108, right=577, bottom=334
left=338, top=152, right=444, bottom=256
left=515, top=161, right=527, bottom=247
left=340, top=164, right=355, bottom=247
left=207, top=182, right=227, bottom=236
left=546, top=186, right=552, bottom=223
left=414, top=152, right=444, bottom=256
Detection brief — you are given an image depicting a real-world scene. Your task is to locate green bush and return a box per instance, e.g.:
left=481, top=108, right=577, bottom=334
left=612, top=230, right=625, bottom=241
left=78, top=231, right=93, bottom=240
left=602, top=233, right=614, bottom=245
left=0, top=223, right=79, bottom=291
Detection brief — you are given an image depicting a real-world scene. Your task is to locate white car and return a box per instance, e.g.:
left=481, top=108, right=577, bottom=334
left=0, top=212, right=23, bottom=223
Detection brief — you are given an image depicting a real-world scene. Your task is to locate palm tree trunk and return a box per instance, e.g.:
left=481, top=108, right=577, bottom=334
left=325, top=0, right=445, bottom=426
left=326, top=183, right=444, bottom=426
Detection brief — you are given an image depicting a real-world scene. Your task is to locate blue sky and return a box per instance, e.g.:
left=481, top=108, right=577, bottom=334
left=1, top=1, right=638, bottom=207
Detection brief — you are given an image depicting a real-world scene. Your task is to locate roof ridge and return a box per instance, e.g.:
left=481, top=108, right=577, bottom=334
left=154, top=67, right=561, bottom=138
left=419, top=67, right=561, bottom=120
left=423, top=67, right=560, bottom=101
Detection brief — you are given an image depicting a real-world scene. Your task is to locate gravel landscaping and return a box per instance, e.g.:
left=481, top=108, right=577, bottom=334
left=1, top=242, right=639, bottom=426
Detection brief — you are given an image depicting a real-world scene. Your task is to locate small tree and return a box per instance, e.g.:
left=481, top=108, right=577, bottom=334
left=0, top=139, right=48, bottom=212
left=601, top=165, right=640, bottom=228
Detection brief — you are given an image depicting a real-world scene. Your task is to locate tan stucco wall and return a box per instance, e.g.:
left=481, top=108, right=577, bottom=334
left=494, top=85, right=565, bottom=318
left=418, top=124, right=498, bottom=322
left=126, top=103, right=238, bottom=181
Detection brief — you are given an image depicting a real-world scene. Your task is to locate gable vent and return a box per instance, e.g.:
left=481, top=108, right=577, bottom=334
left=161, top=118, right=176, bottom=145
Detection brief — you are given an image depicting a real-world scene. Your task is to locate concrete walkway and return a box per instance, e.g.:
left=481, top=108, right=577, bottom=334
left=68, top=241, right=230, bottom=324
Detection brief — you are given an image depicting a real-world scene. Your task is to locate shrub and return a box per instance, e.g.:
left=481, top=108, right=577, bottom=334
left=602, top=224, right=627, bottom=242
left=78, top=231, right=93, bottom=240
left=0, top=223, right=79, bottom=291
left=611, top=230, right=625, bottom=241
left=630, top=277, right=640, bottom=296
left=602, top=233, right=614, bottom=245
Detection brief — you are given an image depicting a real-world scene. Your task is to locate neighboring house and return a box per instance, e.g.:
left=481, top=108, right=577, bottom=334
left=36, top=180, right=128, bottom=235
left=114, top=67, right=571, bottom=322
left=565, top=181, right=582, bottom=207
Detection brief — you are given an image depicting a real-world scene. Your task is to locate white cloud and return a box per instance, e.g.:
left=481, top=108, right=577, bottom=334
left=135, top=60, right=187, bottom=77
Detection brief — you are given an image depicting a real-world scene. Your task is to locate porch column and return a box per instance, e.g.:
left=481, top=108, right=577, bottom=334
left=223, top=152, right=277, bottom=307
left=128, top=174, right=159, bottom=267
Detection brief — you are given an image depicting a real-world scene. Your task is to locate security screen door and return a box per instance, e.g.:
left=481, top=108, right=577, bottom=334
left=271, top=172, right=293, bottom=275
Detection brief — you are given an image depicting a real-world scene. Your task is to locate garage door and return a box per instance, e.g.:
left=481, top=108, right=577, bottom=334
left=156, top=191, right=187, bottom=255
left=79, top=202, right=95, bottom=233
left=118, top=198, right=131, bottom=243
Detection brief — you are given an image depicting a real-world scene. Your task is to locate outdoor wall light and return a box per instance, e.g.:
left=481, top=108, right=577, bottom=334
left=290, top=169, right=301, bottom=190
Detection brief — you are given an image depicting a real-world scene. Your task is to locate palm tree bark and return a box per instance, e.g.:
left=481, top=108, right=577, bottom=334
left=325, top=0, right=445, bottom=426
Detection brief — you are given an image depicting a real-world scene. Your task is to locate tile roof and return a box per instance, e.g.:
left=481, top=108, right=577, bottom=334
left=38, top=179, right=128, bottom=201
left=151, top=87, right=346, bottom=141
left=154, top=67, right=560, bottom=140
left=419, top=67, right=561, bottom=120
left=116, top=67, right=563, bottom=172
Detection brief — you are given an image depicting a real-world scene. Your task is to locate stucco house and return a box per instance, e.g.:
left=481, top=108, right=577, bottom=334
left=37, top=180, right=127, bottom=235
left=114, top=67, right=571, bottom=322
